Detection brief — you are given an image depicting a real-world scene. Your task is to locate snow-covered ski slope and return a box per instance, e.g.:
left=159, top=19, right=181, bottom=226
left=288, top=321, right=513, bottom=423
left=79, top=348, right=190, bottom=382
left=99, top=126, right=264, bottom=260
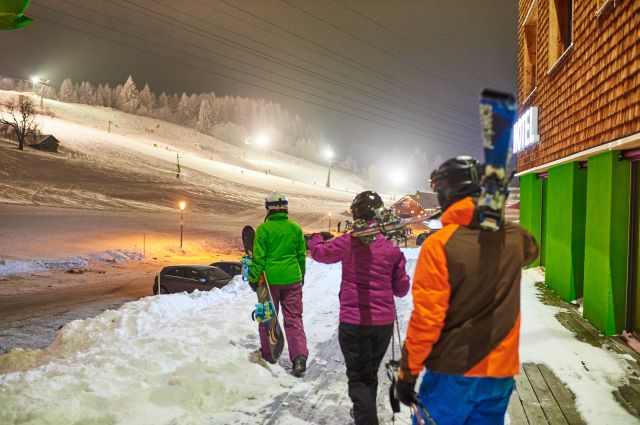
left=0, top=250, right=636, bottom=424
left=0, top=90, right=367, bottom=213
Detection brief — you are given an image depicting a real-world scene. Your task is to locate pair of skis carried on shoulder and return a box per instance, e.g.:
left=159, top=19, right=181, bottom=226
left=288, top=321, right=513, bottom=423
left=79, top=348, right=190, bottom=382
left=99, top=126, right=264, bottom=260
left=350, top=89, right=516, bottom=246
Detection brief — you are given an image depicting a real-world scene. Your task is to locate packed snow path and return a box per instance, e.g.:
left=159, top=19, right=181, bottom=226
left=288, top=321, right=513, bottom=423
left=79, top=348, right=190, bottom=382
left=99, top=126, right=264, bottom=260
left=0, top=250, right=637, bottom=424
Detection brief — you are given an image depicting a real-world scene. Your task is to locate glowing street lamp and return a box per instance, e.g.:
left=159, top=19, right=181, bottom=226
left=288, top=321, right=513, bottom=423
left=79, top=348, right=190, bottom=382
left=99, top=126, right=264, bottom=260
left=325, top=147, right=334, bottom=188
left=179, top=201, right=186, bottom=248
left=389, top=169, right=405, bottom=201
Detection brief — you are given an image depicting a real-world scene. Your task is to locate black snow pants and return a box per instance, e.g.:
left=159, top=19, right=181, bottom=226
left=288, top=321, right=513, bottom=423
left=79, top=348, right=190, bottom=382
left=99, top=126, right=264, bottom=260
left=338, top=322, right=394, bottom=425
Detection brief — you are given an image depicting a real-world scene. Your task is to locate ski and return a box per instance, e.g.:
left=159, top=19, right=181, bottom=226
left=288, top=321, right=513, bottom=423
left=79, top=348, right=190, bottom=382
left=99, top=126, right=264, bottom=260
left=477, top=89, right=517, bottom=231
left=241, top=225, right=285, bottom=362
left=351, top=209, right=442, bottom=244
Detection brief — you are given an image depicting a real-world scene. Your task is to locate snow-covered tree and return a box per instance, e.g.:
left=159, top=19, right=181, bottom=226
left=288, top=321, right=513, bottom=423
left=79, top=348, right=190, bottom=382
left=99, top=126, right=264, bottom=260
left=0, top=78, right=15, bottom=90
left=196, top=98, right=213, bottom=133
left=139, top=83, right=156, bottom=116
left=58, top=79, right=77, bottom=103
left=117, top=76, right=140, bottom=113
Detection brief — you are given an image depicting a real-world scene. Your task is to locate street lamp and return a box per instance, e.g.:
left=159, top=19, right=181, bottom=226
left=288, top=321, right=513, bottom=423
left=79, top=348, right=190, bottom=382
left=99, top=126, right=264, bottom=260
left=325, top=147, right=334, bottom=188
left=31, top=77, right=51, bottom=108
left=179, top=201, right=186, bottom=248
left=389, top=169, right=405, bottom=201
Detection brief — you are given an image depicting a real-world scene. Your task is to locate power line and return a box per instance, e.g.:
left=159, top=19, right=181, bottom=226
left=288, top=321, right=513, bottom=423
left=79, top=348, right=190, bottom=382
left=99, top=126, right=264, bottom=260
left=329, top=0, right=497, bottom=87
left=157, top=0, right=480, bottom=134
left=28, top=5, right=479, bottom=150
left=279, top=0, right=478, bottom=98
left=46, top=0, right=477, bottom=144
left=104, top=0, right=478, bottom=140
left=214, top=0, right=477, bottom=121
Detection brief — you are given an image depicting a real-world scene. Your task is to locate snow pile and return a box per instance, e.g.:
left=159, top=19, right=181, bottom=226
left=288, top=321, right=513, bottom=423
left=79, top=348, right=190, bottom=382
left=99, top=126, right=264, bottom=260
left=0, top=249, right=144, bottom=277
left=0, top=257, right=88, bottom=276
left=520, top=268, right=637, bottom=424
left=88, top=249, right=144, bottom=264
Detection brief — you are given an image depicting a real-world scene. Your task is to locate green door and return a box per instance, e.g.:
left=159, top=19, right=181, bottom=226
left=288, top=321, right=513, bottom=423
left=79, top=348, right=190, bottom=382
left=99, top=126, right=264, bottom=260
left=629, top=162, right=640, bottom=335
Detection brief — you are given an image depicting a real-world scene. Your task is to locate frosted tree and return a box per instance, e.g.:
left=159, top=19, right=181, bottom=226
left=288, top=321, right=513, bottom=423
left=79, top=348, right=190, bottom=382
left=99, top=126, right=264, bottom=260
left=77, top=81, right=95, bottom=105
left=58, top=79, right=77, bottom=103
left=117, top=75, right=140, bottom=113
left=139, top=84, right=156, bottom=116
left=196, top=98, right=213, bottom=133
left=176, top=93, right=190, bottom=124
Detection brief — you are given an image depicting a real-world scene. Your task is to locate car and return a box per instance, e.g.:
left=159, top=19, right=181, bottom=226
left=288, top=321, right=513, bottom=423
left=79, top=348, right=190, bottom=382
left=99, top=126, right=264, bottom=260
left=152, top=265, right=233, bottom=295
left=209, top=261, right=243, bottom=278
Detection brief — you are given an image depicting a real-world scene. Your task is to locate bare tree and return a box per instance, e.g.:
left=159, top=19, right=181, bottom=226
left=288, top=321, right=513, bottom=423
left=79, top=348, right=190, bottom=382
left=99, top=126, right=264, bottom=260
left=0, top=96, right=39, bottom=150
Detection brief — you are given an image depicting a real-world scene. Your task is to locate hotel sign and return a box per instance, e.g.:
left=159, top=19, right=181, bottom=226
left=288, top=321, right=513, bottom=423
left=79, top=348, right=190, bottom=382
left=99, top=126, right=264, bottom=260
left=513, top=106, right=540, bottom=153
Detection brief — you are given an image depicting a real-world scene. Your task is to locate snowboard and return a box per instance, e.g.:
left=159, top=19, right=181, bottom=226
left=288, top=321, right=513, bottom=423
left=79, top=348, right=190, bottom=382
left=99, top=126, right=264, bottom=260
left=241, top=225, right=285, bottom=362
left=477, top=89, right=517, bottom=231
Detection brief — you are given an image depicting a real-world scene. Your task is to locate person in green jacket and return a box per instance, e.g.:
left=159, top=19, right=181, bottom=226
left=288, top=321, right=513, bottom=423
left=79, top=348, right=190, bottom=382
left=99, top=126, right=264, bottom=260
left=249, top=191, right=308, bottom=377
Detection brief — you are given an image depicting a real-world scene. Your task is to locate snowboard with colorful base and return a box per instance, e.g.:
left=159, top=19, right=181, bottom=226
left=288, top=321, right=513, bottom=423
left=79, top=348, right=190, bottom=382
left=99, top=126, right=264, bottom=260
left=241, top=225, right=285, bottom=362
left=477, top=89, right=517, bottom=231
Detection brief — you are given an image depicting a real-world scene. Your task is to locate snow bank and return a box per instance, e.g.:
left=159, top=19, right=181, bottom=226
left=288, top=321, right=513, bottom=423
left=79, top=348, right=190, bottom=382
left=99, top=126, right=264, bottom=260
left=0, top=249, right=144, bottom=277
left=520, top=268, right=637, bottom=424
left=0, top=257, right=88, bottom=276
left=0, top=251, right=420, bottom=425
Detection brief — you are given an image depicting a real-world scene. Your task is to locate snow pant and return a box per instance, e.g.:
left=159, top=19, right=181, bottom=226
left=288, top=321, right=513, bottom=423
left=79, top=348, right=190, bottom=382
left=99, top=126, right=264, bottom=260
left=259, top=282, right=308, bottom=363
left=338, top=322, right=394, bottom=425
left=413, top=371, right=515, bottom=425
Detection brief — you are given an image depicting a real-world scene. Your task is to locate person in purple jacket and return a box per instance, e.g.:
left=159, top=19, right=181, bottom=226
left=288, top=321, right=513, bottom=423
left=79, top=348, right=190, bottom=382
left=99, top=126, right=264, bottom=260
left=310, top=190, right=411, bottom=425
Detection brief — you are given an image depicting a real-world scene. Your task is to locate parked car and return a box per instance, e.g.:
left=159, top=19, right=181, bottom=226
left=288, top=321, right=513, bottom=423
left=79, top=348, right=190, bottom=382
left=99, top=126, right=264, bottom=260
left=153, top=265, right=233, bottom=295
left=209, top=261, right=242, bottom=278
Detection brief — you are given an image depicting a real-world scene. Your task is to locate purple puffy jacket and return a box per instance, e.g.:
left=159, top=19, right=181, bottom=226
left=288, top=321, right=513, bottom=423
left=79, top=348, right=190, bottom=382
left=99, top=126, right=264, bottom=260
left=310, top=233, right=410, bottom=326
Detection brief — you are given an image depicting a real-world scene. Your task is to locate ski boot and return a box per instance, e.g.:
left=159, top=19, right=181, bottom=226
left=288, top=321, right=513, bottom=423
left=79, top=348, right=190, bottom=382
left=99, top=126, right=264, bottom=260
left=292, top=355, right=307, bottom=377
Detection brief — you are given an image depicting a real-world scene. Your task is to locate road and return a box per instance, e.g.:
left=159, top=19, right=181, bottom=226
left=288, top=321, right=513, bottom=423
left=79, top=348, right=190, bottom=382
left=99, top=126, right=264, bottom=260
left=0, top=262, right=159, bottom=354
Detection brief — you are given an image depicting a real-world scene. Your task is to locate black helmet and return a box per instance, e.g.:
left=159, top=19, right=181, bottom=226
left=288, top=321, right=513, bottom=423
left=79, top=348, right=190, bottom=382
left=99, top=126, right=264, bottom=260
left=430, top=156, right=481, bottom=210
left=351, top=191, right=383, bottom=221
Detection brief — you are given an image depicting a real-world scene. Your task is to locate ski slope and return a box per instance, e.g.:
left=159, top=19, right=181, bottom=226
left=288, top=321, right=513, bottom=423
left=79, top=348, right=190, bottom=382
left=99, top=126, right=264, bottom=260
left=0, top=90, right=368, bottom=214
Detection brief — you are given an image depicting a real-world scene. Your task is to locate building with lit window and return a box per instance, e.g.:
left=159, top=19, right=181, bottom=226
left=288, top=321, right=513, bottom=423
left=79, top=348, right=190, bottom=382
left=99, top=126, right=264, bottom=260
left=516, top=0, right=639, bottom=336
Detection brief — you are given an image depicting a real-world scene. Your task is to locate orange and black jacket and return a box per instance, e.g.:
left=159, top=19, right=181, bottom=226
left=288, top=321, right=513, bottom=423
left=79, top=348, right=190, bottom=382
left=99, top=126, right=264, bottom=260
left=400, top=197, right=539, bottom=380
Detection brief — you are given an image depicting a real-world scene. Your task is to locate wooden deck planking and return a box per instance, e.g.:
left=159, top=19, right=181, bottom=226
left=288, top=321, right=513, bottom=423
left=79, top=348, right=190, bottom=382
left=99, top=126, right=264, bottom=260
left=523, top=364, right=569, bottom=424
left=537, top=364, right=586, bottom=425
left=513, top=366, right=548, bottom=424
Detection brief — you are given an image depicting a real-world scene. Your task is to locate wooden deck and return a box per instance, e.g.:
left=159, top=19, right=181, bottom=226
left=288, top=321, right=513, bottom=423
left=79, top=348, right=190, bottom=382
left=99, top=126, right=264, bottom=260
left=508, top=282, right=640, bottom=423
left=508, top=363, right=586, bottom=424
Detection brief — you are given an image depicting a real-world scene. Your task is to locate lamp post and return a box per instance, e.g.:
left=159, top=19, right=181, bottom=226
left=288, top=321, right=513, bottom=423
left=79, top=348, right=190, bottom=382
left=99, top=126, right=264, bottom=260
left=31, top=77, right=51, bottom=108
left=179, top=201, right=186, bottom=248
left=325, top=147, right=334, bottom=188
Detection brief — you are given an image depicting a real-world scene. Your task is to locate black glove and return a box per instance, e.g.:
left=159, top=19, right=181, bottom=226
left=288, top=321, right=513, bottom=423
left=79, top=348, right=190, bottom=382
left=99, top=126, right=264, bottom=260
left=396, top=379, right=418, bottom=407
left=249, top=281, right=258, bottom=292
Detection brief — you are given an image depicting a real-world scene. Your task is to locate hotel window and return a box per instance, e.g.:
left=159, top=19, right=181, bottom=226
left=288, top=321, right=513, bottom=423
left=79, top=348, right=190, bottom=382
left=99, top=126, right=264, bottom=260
left=522, top=1, right=538, bottom=96
left=548, top=0, right=573, bottom=68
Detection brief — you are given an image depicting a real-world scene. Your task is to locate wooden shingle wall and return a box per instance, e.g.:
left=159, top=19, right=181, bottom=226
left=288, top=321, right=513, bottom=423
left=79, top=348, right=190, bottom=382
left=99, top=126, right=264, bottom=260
left=516, top=0, right=640, bottom=172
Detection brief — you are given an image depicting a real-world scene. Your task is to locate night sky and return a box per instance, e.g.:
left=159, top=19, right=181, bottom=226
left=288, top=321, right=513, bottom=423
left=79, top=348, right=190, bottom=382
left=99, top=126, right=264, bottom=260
left=1, top=0, right=518, bottom=189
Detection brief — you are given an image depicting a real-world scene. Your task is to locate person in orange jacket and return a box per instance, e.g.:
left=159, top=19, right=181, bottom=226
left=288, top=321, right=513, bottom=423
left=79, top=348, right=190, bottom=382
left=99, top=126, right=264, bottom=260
left=396, top=156, right=539, bottom=425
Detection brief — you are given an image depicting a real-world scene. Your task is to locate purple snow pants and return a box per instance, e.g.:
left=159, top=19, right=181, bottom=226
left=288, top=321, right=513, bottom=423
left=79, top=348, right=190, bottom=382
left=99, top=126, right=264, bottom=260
left=259, top=282, right=309, bottom=363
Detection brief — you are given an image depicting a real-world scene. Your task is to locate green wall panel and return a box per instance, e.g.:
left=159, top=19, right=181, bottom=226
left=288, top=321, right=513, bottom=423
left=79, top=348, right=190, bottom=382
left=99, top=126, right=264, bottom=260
left=584, top=151, right=630, bottom=335
left=544, top=162, right=587, bottom=301
left=520, top=173, right=542, bottom=268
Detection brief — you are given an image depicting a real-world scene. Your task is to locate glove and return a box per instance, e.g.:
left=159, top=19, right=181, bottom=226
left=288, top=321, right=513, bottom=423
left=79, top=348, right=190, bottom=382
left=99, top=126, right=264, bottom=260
left=396, top=378, right=418, bottom=407
left=249, top=281, right=258, bottom=292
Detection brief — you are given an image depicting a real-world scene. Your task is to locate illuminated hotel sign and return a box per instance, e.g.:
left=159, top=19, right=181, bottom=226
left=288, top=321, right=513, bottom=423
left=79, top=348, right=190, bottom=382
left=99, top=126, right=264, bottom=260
left=513, top=106, right=540, bottom=153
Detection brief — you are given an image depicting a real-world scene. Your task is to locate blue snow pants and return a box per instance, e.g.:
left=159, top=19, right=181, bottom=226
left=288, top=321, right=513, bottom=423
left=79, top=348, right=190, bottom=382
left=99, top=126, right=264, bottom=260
left=412, top=371, right=514, bottom=425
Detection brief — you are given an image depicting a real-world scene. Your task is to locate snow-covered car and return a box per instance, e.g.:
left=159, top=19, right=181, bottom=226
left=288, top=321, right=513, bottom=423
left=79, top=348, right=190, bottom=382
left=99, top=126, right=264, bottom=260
left=153, top=265, right=233, bottom=295
left=209, top=261, right=242, bottom=278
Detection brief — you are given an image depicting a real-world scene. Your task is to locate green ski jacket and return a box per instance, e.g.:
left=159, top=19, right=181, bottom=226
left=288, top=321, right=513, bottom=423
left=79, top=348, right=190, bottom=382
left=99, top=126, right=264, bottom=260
left=249, top=212, right=306, bottom=285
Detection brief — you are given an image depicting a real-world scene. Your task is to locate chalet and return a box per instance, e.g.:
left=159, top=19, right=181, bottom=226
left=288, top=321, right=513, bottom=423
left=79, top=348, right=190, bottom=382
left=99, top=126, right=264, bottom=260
left=391, top=191, right=438, bottom=218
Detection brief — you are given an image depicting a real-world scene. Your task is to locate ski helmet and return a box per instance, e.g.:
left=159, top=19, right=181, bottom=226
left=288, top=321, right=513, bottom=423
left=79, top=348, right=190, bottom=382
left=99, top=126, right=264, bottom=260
left=430, top=156, right=481, bottom=210
left=265, top=191, right=288, bottom=212
left=350, top=190, right=383, bottom=221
